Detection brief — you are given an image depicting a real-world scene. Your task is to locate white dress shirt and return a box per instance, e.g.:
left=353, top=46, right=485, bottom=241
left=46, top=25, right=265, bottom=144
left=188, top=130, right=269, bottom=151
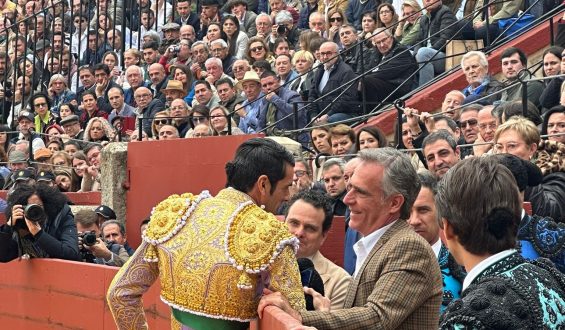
left=462, top=249, right=516, bottom=291
left=353, top=221, right=396, bottom=278
left=431, top=239, right=442, bottom=258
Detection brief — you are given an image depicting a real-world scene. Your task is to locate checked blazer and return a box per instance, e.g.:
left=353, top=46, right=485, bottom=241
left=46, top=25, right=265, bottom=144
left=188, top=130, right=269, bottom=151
left=300, top=220, right=443, bottom=329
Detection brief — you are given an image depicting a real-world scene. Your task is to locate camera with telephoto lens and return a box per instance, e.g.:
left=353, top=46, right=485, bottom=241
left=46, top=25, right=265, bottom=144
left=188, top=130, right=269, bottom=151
left=79, top=231, right=107, bottom=263
left=24, top=204, right=46, bottom=222
left=169, top=45, right=180, bottom=54
left=277, top=24, right=288, bottom=35
left=80, top=231, right=98, bottom=247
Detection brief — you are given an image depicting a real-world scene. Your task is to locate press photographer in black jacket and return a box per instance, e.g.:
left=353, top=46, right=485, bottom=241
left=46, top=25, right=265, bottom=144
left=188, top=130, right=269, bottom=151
left=0, top=184, right=80, bottom=262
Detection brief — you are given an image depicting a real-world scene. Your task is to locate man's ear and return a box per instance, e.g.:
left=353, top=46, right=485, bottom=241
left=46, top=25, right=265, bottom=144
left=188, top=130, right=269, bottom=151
left=257, top=174, right=270, bottom=196
left=442, top=219, right=455, bottom=241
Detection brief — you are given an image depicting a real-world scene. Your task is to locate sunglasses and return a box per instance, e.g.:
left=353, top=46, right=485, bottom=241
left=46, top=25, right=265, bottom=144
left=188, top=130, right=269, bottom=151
left=250, top=46, right=264, bottom=53
left=459, top=118, right=478, bottom=129
left=154, top=119, right=170, bottom=125
left=192, top=117, right=207, bottom=123
left=329, top=17, right=343, bottom=22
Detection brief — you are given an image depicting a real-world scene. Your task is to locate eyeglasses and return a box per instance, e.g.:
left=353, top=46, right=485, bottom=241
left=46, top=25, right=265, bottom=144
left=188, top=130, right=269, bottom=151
left=459, top=118, right=478, bottom=129
left=295, top=170, right=307, bottom=177
left=250, top=46, right=264, bottom=53
left=192, top=117, right=207, bottom=123
left=154, top=119, right=170, bottom=125
left=34, top=102, right=48, bottom=108
left=329, top=17, right=343, bottom=22
left=373, top=37, right=391, bottom=46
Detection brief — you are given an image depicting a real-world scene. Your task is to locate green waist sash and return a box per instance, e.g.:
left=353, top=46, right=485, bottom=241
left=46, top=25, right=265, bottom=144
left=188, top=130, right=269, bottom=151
left=172, top=308, right=249, bottom=330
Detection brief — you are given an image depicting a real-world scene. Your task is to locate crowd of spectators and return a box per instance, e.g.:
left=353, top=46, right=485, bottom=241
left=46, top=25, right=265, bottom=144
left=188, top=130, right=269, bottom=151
left=0, top=0, right=560, bottom=195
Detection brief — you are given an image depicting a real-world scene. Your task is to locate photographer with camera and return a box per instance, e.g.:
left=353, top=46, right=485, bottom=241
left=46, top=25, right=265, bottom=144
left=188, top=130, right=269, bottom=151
left=75, top=209, right=129, bottom=266
left=0, top=184, right=80, bottom=262
left=269, top=11, right=300, bottom=52
left=159, top=39, right=192, bottom=74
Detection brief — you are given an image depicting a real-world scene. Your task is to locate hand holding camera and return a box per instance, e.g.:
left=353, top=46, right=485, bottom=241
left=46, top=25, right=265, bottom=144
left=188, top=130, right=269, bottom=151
left=167, top=45, right=180, bottom=57
left=10, top=204, right=44, bottom=236
left=80, top=231, right=112, bottom=260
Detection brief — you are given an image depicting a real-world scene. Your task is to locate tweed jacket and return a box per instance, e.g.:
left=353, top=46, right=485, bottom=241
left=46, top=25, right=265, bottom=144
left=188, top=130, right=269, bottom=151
left=311, top=251, right=352, bottom=310
left=300, top=220, right=443, bottom=329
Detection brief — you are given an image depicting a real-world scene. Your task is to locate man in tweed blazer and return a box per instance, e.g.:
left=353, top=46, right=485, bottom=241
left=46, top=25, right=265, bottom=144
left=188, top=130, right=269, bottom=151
left=259, top=148, right=443, bottom=329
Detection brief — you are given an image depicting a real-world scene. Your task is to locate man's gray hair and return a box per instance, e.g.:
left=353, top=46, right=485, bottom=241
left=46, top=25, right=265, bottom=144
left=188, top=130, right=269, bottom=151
left=275, top=10, right=293, bottom=24
left=126, top=65, right=143, bottom=77
left=205, top=57, right=223, bottom=68
left=358, top=147, right=421, bottom=219
left=211, top=38, right=228, bottom=48
left=256, top=13, right=272, bottom=24
left=322, top=157, right=346, bottom=173
left=373, top=27, right=392, bottom=37
left=191, top=40, right=208, bottom=51
left=144, top=30, right=161, bottom=44
left=461, top=51, right=488, bottom=70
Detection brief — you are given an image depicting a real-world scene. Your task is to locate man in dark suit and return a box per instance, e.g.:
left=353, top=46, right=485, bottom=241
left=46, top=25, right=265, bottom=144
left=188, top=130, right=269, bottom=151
left=258, top=148, right=443, bottom=329
left=308, top=41, right=358, bottom=124
left=225, top=0, right=257, bottom=37
left=173, top=0, right=200, bottom=35
left=363, top=28, right=417, bottom=107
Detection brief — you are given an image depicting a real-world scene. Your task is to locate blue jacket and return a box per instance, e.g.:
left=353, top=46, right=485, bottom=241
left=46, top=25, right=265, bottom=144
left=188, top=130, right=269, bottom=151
left=238, top=95, right=264, bottom=134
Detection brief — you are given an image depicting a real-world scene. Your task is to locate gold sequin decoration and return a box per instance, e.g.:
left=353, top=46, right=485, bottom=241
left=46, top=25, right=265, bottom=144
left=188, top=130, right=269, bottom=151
left=227, top=203, right=295, bottom=272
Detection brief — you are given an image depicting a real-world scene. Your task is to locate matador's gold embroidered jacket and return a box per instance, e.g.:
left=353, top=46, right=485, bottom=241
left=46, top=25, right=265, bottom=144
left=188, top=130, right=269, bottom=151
left=106, top=188, right=306, bottom=329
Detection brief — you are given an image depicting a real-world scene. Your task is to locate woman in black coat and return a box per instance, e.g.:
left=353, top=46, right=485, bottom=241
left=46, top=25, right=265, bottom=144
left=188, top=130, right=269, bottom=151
left=0, top=184, right=80, bottom=262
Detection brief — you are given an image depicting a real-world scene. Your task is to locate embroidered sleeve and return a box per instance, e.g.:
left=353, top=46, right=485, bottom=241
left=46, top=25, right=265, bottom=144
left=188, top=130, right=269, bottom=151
left=106, top=241, right=159, bottom=330
left=269, top=246, right=306, bottom=311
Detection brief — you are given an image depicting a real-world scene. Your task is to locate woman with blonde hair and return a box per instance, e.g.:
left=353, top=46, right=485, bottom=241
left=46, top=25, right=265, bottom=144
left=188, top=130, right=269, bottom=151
left=493, top=116, right=565, bottom=222
left=84, top=117, right=115, bottom=143
left=151, top=111, right=173, bottom=139
left=395, top=0, right=422, bottom=47
left=290, top=50, right=315, bottom=100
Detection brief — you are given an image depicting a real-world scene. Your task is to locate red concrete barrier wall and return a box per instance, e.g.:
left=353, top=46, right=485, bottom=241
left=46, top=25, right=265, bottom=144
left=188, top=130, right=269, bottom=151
left=0, top=258, right=170, bottom=329
left=0, top=258, right=305, bottom=330
left=125, top=135, right=258, bottom=248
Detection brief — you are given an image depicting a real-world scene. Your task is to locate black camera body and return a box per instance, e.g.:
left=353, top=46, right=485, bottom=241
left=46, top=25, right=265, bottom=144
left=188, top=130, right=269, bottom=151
left=277, top=24, right=288, bottom=35
left=79, top=230, right=98, bottom=247
left=169, top=45, right=180, bottom=54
